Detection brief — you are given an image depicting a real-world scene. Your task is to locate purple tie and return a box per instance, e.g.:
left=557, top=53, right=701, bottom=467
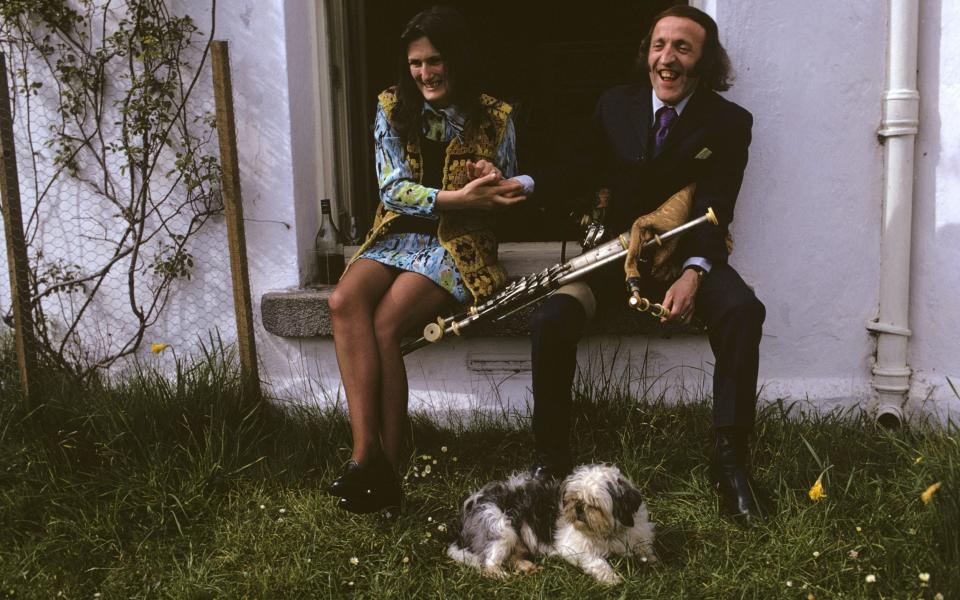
left=654, top=106, right=678, bottom=152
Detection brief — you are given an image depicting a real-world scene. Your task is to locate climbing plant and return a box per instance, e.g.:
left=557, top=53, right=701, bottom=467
left=0, top=0, right=221, bottom=377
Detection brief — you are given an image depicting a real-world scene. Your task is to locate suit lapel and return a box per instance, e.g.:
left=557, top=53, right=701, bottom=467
left=630, top=86, right=653, bottom=161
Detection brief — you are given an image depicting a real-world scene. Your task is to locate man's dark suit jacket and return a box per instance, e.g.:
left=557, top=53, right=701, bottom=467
left=534, top=82, right=753, bottom=268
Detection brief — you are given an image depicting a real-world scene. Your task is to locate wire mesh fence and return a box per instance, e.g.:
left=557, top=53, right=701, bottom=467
left=0, top=1, right=235, bottom=380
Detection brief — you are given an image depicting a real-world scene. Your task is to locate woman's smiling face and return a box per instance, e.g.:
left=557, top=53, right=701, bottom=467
left=407, top=36, right=451, bottom=107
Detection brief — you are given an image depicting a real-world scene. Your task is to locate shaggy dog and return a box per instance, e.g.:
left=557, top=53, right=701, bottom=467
left=447, top=464, right=656, bottom=585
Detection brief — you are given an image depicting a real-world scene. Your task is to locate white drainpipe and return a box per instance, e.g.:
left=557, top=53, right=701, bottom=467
left=868, top=0, right=920, bottom=426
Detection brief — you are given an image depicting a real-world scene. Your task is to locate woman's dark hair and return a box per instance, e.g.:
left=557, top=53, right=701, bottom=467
left=637, top=5, right=734, bottom=92
left=392, top=5, right=489, bottom=142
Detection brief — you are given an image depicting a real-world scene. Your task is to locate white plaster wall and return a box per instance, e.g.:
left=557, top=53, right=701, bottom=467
left=59, top=0, right=300, bottom=365
left=715, top=1, right=886, bottom=410
left=192, top=0, right=344, bottom=395
left=205, top=0, right=299, bottom=292
left=190, top=0, right=960, bottom=420
left=188, top=0, right=301, bottom=380
left=0, top=0, right=305, bottom=377
left=1, top=1, right=243, bottom=365
left=910, top=0, right=960, bottom=420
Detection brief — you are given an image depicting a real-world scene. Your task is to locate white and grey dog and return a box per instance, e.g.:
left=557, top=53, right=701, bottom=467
left=447, top=464, right=656, bottom=585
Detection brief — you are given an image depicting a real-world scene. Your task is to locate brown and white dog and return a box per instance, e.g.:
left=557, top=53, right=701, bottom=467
left=447, top=464, right=657, bottom=585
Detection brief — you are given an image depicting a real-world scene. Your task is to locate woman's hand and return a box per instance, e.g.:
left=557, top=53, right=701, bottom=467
left=466, top=159, right=502, bottom=182
left=437, top=172, right=527, bottom=210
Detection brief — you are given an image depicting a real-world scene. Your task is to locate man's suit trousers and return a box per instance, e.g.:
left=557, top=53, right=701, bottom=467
left=530, top=263, right=765, bottom=466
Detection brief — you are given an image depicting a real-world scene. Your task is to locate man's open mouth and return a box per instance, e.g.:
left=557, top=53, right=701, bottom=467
left=658, top=70, right=679, bottom=82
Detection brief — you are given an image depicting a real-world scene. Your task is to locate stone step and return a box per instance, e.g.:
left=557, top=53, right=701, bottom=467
left=262, top=242, right=705, bottom=339
left=260, top=285, right=704, bottom=339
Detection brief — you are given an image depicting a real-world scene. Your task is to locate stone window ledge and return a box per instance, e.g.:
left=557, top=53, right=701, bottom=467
left=262, top=243, right=706, bottom=338
left=260, top=285, right=705, bottom=339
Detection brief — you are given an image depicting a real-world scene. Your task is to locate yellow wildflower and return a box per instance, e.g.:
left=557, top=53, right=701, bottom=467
left=808, top=474, right=827, bottom=501
left=914, top=455, right=924, bottom=464
left=150, top=343, right=170, bottom=354
left=921, top=481, right=942, bottom=504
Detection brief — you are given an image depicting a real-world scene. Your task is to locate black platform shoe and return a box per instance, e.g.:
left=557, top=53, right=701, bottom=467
left=328, top=456, right=390, bottom=498
left=710, top=428, right=762, bottom=526
left=336, top=475, right=402, bottom=515
left=530, top=463, right=572, bottom=482
left=530, top=453, right=572, bottom=482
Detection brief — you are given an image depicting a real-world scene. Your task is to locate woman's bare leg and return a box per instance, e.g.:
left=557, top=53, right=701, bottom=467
left=328, top=259, right=397, bottom=465
left=371, top=271, right=453, bottom=469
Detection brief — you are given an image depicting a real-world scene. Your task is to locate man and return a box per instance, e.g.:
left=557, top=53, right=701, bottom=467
left=514, top=6, right=765, bottom=523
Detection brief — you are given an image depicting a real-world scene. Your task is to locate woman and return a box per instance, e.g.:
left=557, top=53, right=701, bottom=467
left=327, top=6, right=525, bottom=514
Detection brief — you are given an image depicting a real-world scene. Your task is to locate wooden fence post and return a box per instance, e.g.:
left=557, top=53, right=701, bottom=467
left=0, top=54, right=39, bottom=407
left=211, top=41, right=261, bottom=402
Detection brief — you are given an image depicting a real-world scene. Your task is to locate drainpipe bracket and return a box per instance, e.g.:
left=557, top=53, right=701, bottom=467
left=871, top=365, right=912, bottom=379
left=873, top=385, right=910, bottom=396
left=884, top=89, right=920, bottom=102
left=877, top=123, right=918, bottom=138
left=879, top=89, right=919, bottom=138
left=866, top=320, right=911, bottom=337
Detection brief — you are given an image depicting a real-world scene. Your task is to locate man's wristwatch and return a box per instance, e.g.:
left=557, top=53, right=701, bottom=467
left=684, top=265, right=706, bottom=281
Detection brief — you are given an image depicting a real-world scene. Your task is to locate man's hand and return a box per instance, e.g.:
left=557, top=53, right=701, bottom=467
left=466, top=159, right=502, bottom=182
left=660, top=268, right=701, bottom=323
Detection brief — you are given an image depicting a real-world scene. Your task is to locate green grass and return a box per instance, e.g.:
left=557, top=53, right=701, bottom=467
left=1, top=338, right=958, bottom=599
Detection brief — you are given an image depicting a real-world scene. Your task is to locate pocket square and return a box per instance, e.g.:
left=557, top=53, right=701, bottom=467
left=695, top=147, right=712, bottom=159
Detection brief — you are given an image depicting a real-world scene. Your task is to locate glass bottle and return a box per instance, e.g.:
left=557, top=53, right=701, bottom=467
left=315, top=198, right=345, bottom=284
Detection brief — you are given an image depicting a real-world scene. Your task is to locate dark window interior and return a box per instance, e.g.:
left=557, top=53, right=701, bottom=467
left=356, top=0, right=683, bottom=241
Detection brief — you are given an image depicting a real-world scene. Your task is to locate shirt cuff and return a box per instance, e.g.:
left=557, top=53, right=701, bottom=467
left=513, top=175, right=535, bottom=195
left=683, top=257, right=712, bottom=274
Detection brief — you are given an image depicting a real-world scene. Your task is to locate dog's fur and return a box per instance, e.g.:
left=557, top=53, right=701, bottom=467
left=447, top=464, right=656, bottom=585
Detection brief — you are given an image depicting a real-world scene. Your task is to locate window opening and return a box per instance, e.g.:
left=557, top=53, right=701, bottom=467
left=339, top=0, right=684, bottom=242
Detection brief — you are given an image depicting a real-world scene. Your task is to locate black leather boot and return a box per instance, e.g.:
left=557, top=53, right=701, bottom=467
left=710, top=428, right=762, bottom=525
